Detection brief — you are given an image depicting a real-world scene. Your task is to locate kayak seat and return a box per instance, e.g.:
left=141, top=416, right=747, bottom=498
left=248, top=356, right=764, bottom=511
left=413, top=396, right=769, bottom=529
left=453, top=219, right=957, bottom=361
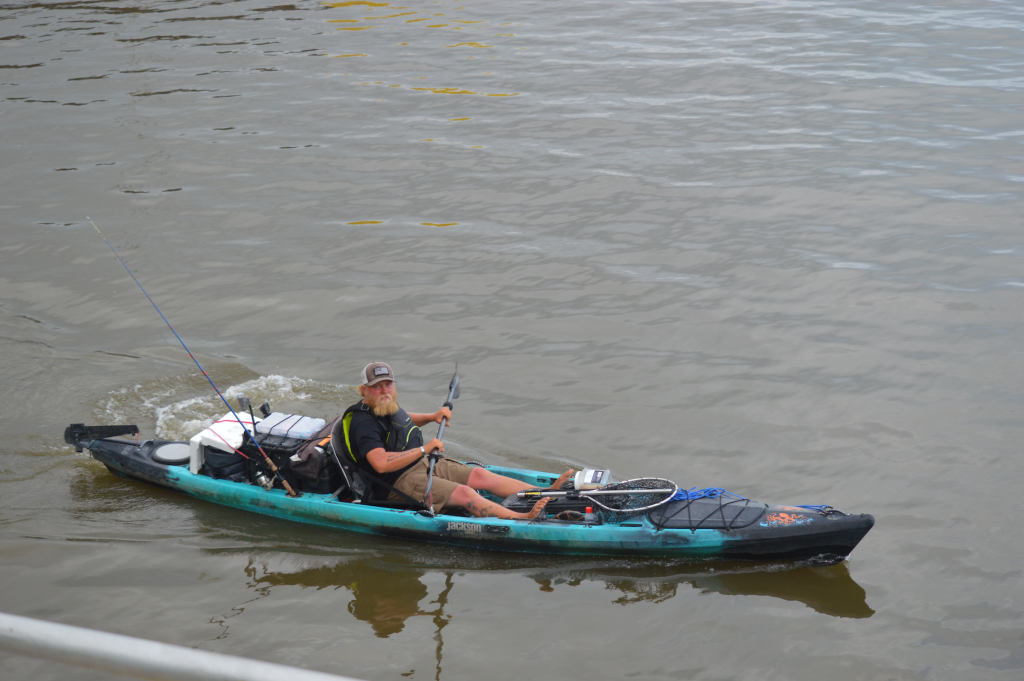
left=326, top=418, right=471, bottom=516
left=328, top=417, right=374, bottom=502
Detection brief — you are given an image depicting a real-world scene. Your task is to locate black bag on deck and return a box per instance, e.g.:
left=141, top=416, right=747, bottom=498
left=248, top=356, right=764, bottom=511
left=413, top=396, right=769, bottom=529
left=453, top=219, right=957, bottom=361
left=204, top=447, right=247, bottom=482
left=239, top=431, right=305, bottom=491
left=289, top=417, right=337, bottom=481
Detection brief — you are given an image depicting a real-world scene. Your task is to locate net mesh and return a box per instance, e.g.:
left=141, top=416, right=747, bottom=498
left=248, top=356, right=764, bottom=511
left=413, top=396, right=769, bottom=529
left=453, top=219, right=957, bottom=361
left=584, top=477, right=677, bottom=522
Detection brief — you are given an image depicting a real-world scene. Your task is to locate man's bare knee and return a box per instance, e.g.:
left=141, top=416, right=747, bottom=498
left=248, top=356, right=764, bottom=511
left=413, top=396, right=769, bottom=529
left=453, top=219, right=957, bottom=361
left=466, top=467, right=495, bottom=489
left=445, top=484, right=475, bottom=508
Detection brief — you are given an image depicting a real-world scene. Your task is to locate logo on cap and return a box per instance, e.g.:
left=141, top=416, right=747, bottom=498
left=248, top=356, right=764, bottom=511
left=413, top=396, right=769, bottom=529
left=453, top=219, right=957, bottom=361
left=361, top=362, right=396, bottom=386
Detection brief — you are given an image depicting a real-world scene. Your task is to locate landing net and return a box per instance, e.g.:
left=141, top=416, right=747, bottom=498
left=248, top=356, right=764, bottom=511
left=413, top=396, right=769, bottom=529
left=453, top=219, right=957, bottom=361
left=584, top=477, right=678, bottom=522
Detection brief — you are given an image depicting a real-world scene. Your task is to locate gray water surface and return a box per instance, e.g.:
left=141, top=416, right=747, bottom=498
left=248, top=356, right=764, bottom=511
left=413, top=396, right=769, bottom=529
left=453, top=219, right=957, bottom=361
left=1, top=0, right=1023, bottom=679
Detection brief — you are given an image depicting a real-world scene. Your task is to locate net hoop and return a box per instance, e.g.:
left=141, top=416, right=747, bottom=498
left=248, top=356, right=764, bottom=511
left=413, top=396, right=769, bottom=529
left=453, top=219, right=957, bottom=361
left=582, top=477, right=678, bottom=514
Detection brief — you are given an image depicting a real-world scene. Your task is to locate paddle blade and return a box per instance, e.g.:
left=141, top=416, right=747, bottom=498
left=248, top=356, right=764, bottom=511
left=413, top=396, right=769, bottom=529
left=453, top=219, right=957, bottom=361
left=448, top=365, right=460, bottom=400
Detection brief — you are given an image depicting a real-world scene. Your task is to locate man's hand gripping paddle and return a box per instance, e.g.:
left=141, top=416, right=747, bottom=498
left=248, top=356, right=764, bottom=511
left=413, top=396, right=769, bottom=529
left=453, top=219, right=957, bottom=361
left=423, top=365, right=459, bottom=515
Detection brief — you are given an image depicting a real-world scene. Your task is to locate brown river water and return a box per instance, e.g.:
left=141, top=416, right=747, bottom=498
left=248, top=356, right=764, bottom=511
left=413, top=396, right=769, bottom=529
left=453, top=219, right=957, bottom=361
left=1, top=1, right=1023, bottom=679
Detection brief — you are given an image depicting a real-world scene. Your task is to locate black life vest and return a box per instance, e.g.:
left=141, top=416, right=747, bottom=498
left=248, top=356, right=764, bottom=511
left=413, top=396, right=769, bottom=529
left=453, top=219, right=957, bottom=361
left=335, top=401, right=426, bottom=504
left=339, top=401, right=424, bottom=469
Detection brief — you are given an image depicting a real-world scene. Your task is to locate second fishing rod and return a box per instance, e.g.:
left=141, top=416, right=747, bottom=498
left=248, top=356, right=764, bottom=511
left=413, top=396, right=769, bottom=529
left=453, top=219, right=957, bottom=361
left=88, top=217, right=300, bottom=498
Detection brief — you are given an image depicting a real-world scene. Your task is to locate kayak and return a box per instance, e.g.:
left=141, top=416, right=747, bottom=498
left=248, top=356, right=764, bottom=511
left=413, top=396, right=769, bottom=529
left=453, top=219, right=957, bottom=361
left=74, top=234, right=872, bottom=563
left=64, top=424, right=874, bottom=565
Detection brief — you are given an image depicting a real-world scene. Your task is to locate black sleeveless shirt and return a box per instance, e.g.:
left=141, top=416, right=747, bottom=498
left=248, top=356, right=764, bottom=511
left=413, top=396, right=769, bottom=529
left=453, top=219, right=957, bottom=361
left=344, top=401, right=424, bottom=496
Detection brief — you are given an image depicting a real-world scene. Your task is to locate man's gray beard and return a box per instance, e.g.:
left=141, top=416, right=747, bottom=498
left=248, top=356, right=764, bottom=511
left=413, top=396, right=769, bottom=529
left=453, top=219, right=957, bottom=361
left=368, top=394, right=399, bottom=417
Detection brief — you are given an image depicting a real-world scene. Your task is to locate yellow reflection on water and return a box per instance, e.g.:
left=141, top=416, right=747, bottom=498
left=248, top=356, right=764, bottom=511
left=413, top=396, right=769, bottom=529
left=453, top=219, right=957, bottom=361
left=322, top=0, right=508, bottom=65
left=448, top=117, right=470, bottom=121
left=410, top=86, right=518, bottom=96
left=323, top=1, right=393, bottom=7
left=348, top=220, right=383, bottom=225
left=354, top=81, right=517, bottom=96
left=423, top=222, right=457, bottom=227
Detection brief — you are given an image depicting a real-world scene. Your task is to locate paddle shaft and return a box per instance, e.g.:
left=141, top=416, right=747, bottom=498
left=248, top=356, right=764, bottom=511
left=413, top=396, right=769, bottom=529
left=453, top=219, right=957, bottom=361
left=435, top=395, right=456, bottom=440
left=423, top=370, right=459, bottom=510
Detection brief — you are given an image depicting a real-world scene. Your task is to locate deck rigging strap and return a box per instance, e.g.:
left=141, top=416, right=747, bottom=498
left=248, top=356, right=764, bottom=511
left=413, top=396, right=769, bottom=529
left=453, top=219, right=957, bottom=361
left=650, top=491, right=766, bottom=533
left=87, top=217, right=299, bottom=498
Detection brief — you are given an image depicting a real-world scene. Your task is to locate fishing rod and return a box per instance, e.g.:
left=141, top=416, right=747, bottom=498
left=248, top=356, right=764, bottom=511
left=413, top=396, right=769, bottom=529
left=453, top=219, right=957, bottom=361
left=87, top=217, right=300, bottom=498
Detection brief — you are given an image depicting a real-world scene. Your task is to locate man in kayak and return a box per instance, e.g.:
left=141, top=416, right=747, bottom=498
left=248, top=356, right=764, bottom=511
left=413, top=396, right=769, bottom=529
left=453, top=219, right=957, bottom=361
left=342, top=362, right=572, bottom=519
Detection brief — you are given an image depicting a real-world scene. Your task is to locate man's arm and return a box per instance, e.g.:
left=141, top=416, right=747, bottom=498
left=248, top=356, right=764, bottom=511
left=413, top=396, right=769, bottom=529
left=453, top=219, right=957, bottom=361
left=408, top=406, right=451, bottom=428
left=365, top=437, right=445, bottom=474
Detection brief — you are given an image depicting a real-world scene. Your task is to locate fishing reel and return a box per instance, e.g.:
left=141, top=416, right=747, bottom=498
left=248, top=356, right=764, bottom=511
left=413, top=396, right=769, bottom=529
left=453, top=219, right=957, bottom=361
left=254, top=470, right=275, bottom=491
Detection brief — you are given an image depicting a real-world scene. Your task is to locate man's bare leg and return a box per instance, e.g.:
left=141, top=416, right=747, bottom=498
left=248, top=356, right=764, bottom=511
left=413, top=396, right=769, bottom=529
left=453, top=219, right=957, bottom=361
left=446, top=485, right=550, bottom=520
left=466, top=468, right=574, bottom=499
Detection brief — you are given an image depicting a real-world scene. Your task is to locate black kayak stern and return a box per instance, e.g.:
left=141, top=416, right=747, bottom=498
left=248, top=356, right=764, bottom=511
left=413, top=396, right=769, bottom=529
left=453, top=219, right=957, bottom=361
left=64, top=423, right=139, bottom=452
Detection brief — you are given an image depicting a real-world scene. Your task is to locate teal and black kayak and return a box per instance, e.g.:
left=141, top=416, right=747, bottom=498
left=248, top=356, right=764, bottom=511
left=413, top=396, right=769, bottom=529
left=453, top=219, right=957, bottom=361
left=65, top=425, right=873, bottom=565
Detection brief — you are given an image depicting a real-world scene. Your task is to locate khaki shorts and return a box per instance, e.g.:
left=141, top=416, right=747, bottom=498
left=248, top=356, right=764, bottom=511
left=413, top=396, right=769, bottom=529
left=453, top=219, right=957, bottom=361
left=389, top=457, right=473, bottom=510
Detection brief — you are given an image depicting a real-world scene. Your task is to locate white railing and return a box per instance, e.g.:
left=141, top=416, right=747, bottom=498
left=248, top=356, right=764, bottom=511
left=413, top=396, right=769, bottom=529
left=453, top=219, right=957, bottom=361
left=0, top=611, right=362, bottom=681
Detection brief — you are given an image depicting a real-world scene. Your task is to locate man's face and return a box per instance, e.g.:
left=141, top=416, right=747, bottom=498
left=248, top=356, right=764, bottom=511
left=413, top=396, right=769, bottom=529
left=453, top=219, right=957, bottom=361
left=362, top=380, right=399, bottom=417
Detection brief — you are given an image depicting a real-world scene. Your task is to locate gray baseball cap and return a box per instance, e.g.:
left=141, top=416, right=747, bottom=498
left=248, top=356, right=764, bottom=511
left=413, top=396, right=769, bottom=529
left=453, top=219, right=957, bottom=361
left=360, top=362, right=396, bottom=386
